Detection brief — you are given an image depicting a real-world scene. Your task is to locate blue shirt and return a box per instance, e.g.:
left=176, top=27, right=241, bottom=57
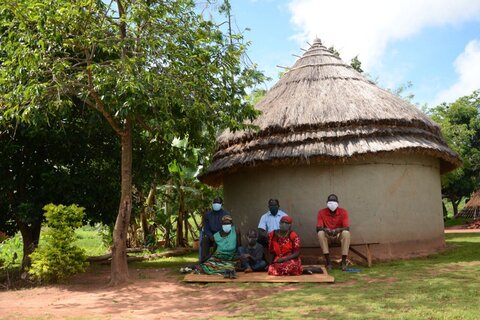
left=258, top=210, right=287, bottom=233
left=203, top=208, right=230, bottom=238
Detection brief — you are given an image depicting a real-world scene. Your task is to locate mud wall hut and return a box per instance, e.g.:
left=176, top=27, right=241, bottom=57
left=200, top=39, right=461, bottom=260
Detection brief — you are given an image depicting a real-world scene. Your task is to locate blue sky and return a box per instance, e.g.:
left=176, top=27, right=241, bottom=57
left=219, top=0, right=480, bottom=107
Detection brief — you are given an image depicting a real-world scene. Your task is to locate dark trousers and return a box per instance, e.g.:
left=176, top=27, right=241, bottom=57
left=199, top=233, right=215, bottom=262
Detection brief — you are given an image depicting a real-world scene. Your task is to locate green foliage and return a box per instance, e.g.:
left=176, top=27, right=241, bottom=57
left=444, top=217, right=469, bottom=227
left=390, top=80, right=415, bottom=103
left=350, top=55, right=363, bottom=73
left=157, top=136, right=217, bottom=246
left=0, top=106, right=120, bottom=237
left=0, top=234, right=22, bottom=270
left=74, top=224, right=109, bottom=256
left=0, top=0, right=264, bottom=136
left=98, top=224, right=114, bottom=250
left=0, top=0, right=265, bottom=279
left=327, top=46, right=341, bottom=58
left=246, top=89, right=267, bottom=106
left=429, top=90, right=480, bottom=213
left=29, top=204, right=89, bottom=283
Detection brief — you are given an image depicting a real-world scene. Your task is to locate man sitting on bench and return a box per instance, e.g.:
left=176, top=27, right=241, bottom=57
left=316, top=194, right=351, bottom=271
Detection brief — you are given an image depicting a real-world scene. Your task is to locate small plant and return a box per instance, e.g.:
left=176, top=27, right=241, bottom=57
left=99, top=224, right=113, bottom=250
left=28, top=204, right=89, bottom=283
left=0, top=234, right=22, bottom=289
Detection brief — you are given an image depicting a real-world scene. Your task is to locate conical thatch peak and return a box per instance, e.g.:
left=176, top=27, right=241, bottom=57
left=200, top=40, right=461, bottom=186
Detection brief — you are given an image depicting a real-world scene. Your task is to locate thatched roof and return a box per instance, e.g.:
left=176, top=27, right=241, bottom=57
left=200, top=38, right=461, bottom=186
left=456, top=191, right=480, bottom=219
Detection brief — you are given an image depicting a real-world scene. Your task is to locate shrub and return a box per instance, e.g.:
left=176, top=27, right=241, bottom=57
left=28, top=204, right=89, bottom=283
left=0, top=233, right=22, bottom=269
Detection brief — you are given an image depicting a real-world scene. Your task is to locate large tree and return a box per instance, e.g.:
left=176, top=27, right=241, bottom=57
left=0, top=0, right=262, bottom=285
left=429, top=90, right=480, bottom=215
left=0, top=106, right=120, bottom=269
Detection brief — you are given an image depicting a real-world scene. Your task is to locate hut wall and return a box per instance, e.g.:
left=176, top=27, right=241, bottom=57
left=223, top=154, right=445, bottom=260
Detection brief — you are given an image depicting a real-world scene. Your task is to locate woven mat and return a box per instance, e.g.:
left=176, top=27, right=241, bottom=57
left=183, top=265, right=334, bottom=283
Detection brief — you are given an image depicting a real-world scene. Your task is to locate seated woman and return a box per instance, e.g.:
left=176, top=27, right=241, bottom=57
left=198, top=215, right=241, bottom=278
left=267, top=215, right=303, bottom=276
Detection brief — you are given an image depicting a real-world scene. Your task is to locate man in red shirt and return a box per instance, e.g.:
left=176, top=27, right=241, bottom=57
left=316, top=194, right=351, bottom=271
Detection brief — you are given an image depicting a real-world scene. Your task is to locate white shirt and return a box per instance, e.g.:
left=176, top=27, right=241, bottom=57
left=258, top=210, right=288, bottom=233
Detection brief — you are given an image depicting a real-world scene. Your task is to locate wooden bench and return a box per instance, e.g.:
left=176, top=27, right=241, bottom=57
left=330, top=242, right=379, bottom=267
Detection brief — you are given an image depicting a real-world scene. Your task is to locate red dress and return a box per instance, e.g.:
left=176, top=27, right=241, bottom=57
left=267, top=230, right=303, bottom=276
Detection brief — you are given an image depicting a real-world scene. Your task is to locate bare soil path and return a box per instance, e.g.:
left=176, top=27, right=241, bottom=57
left=444, top=224, right=480, bottom=233
left=0, top=265, right=286, bottom=320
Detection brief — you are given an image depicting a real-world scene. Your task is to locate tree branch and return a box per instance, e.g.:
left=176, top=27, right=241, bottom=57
left=84, top=49, right=124, bottom=137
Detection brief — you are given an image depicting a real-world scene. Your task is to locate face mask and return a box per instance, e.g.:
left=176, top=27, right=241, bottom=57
left=222, top=224, right=232, bottom=233
left=269, top=206, right=279, bottom=215
left=327, top=201, right=338, bottom=212
left=279, top=223, right=290, bottom=231
left=212, top=203, right=222, bottom=211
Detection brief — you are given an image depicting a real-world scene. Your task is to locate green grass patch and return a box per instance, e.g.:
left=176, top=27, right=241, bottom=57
left=444, top=217, right=469, bottom=227
left=130, top=251, right=198, bottom=269
left=74, top=224, right=109, bottom=257
left=213, top=233, right=480, bottom=320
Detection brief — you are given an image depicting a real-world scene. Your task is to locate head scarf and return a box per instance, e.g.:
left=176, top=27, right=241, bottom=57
left=280, top=215, right=293, bottom=224
left=221, top=215, right=233, bottom=223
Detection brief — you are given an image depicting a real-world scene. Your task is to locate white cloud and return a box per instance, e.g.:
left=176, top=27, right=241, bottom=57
left=434, top=40, right=480, bottom=104
left=288, top=0, right=480, bottom=70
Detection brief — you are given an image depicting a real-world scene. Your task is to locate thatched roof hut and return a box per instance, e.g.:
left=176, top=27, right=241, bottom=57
left=200, top=38, right=461, bottom=261
left=456, top=191, right=480, bottom=219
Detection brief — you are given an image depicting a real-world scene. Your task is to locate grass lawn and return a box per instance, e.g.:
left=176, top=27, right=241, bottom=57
left=211, top=233, right=480, bottom=320
left=74, top=224, right=109, bottom=257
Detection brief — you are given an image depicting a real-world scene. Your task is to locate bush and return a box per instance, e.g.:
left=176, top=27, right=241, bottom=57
left=28, top=204, right=89, bottom=283
left=0, top=233, right=22, bottom=269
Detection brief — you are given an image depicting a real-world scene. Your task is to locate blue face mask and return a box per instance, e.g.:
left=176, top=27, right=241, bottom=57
left=222, top=224, right=232, bottom=233
left=212, top=203, right=222, bottom=211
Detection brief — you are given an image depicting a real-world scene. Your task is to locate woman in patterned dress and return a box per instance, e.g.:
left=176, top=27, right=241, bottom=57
left=199, top=215, right=241, bottom=277
left=267, top=215, right=303, bottom=276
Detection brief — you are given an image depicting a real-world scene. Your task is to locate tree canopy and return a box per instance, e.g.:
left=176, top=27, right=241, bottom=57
left=429, top=90, right=480, bottom=215
left=0, top=0, right=264, bottom=285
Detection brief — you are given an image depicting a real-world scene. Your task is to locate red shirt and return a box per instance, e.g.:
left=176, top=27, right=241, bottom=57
left=317, top=207, right=349, bottom=229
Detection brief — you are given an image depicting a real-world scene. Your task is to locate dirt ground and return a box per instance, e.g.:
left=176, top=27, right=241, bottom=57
left=0, top=265, right=296, bottom=320
left=444, top=224, right=480, bottom=233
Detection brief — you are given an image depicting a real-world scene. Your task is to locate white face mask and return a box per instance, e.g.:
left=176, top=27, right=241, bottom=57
left=212, top=203, right=222, bottom=211
left=327, top=201, right=338, bottom=212
left=222, top=224, right=232, bottom=233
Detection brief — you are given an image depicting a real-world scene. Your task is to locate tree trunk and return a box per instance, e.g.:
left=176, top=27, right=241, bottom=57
left=176, top=188, right=185, bottom=247
left=452, top=199, right=460, bottom=217
left=109, top=119, right=133, bottom=286
left=163, top=200, right=172, bottom=248
left=18, top=220, right=41, bottom=270
left=442, top=201, right=448, bottom=219
left=184, top=211, right=189, bottom=247
left=142, top=185, right=156, bottom=244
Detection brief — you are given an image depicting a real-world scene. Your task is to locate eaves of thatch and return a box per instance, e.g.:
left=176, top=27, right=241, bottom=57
left=456, top=191, right=480, bottom=219
left=200, top=39, right=461, bottom=187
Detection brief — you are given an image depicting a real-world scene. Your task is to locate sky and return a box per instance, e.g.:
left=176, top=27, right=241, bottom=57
left=220, top=0, right=480, bottom=107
